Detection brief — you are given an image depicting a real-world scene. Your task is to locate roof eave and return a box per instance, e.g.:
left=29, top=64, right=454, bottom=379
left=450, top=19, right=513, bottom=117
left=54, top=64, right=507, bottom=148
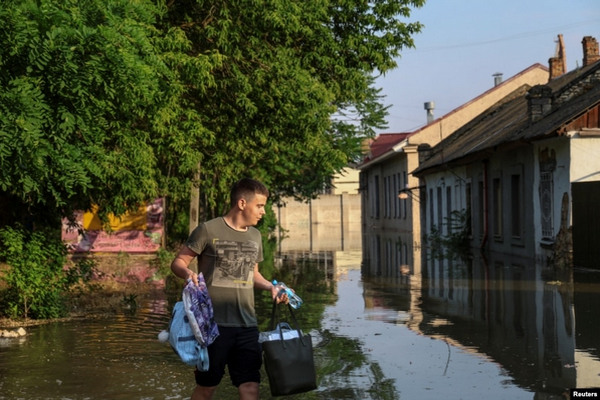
left=358, top=139, right=409, bottom=170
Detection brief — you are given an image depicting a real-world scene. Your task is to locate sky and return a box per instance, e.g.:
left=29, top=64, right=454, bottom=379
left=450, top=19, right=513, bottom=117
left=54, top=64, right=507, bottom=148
left=375, top=0, right=600, bottom=134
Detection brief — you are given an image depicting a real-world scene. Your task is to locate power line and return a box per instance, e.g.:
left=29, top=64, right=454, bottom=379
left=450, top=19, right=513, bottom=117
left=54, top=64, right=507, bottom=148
left=409, top=19, right=599, bottom=52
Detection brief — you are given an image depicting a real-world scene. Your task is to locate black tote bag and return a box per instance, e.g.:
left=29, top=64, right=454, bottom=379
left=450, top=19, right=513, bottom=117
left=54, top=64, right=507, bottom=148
left=262, top=302, right=317, bottom=396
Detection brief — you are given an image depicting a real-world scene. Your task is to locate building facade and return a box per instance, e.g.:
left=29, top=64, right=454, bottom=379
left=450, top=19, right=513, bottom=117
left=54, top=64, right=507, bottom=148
left=414, top=36, right=600, bottom=268
left=359, top=64, right=550, bottom=276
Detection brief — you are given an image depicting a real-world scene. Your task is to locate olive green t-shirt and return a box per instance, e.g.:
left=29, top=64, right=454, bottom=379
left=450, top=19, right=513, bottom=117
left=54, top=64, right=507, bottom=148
left=185, top=217, right=263, bottom=327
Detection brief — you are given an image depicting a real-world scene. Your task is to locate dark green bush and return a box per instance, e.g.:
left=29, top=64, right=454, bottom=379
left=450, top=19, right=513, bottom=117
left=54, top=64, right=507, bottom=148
left=0, top=224, right=93, bottom=319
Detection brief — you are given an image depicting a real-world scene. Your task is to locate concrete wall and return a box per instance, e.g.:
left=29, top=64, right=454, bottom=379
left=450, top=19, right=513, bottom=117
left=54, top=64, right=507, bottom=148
left=331, top=167, right=360, bottom=195
left=274, top=194, right=361, bottom=252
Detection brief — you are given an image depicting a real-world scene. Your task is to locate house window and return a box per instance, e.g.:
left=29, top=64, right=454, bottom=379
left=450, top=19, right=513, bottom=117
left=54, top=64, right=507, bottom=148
left=540, top=171, right=553, bottom=238
left=385, top=175, right=398, bottom=218
left=437, top=187, right=443, bottom=232
left=372, top=175, right=380, bottom=219
left=393, top=174, right=399, bottom=218
left=383, top=176, right=389, bottom=218
left=466, top=182, right=472, bottom=237
left=478, top=181, right=484, bottom=239
left=402, top=171, right=408, bottom=219
left=429, top=188, right=434, bottom=232
left=511, top=174, right=523, bottom=239
left=493, top=177, right=503, bottom=239
left=446, top=186, right=452, bottom=235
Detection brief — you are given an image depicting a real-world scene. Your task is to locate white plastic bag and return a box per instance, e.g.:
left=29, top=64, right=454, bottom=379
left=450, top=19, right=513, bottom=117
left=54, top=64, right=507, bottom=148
left=259, top=322, right=300, bottom=343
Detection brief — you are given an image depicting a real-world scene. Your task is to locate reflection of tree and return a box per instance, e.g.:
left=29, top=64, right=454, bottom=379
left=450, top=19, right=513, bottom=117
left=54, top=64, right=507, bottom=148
left=314, top=330, right=399, bottom=400
left=424, top=209, right=472, bottom=261
left=253, top=253, right=399, bottom=399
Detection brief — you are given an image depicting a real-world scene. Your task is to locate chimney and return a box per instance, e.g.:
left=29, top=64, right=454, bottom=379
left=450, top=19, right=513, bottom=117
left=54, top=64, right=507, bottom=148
left=527, top=85, right=552, bottom=122
left=548, top=34, right=566, bottom=80
left=493, top=72, right=503, bottom=86
left=582, top=36, right=600, bottom=67
left=424, top=101, right=435, bottom=124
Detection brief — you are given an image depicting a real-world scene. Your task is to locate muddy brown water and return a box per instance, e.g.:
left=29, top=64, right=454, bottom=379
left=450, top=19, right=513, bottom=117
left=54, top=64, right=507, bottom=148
left=1, top=251, right=599, bottom=399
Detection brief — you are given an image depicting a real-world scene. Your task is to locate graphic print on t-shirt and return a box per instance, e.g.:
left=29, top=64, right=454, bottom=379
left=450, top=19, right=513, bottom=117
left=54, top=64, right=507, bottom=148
left=211, top=239, right=257, bottom=288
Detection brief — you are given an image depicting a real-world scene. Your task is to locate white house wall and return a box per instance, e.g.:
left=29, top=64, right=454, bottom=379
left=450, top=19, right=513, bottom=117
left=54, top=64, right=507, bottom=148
left=532, top=137, right=570, bottom=255
left=570, top=136, right=600, bottom=184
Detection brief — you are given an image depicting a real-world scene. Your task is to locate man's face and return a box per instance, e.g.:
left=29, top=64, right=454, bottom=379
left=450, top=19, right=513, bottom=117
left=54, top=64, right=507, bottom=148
left=241, top=193, right=267, bottom=226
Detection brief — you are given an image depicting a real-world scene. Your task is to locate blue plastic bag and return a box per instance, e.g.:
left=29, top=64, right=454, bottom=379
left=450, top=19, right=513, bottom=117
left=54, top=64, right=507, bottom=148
left=168, top=301, right=209, bottom=370
left=167, top=273, right=218, bottom=371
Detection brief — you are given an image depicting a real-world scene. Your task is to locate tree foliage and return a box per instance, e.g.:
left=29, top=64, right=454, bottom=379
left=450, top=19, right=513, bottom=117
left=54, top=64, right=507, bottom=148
left=0, top=0, right=424, bottom=230
left=0, top=224, right=95, bottom=319
left=0, top=0, right=424, bottom=319
left=163, top=0, right=424, bottom=215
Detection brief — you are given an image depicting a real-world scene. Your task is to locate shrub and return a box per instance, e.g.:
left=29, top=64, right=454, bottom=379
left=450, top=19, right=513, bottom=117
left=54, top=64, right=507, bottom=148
left=0, top=224, right=93, bottom=319
left=425, top=209, right=471, bottom=260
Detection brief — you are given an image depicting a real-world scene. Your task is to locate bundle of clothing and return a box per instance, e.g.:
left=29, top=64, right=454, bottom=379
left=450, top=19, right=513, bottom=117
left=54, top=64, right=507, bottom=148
left=160, top=273, right=219, bottom=371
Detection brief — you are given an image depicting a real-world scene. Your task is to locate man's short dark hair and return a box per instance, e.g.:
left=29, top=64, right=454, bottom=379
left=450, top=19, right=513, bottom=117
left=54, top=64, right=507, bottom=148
left=230, top=178, right=269, bottom=207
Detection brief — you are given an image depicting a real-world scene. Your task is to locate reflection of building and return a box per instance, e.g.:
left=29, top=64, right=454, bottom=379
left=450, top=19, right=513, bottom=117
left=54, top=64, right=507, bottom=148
left=414, top=36, right=600, bottom=268
left=359, top=63, right=549, bottom=276
left=362, top=249, right=599, bottom=395
left=276, top=250, right=362, bottom=287
left=416, top=252, right=581, bottom=394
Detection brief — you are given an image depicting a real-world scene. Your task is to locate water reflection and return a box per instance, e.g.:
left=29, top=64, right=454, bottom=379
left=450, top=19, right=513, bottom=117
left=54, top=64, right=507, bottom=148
left=0, top=296, right=194, bottom=400
left=1, top=250, right=599, bottom=399
left=361, top=248, right=600, bottom=397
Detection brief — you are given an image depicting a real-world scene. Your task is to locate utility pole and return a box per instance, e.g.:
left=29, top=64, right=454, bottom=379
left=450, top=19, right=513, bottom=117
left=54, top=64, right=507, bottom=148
left=188, top=162, right=200, bottom=271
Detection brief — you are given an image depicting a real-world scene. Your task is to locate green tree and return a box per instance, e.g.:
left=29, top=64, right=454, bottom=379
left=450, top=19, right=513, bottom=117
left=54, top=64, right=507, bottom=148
left=0, top=0, right=208, bottom=317
left=0, top=0, right=424, bottom=317
left=162, top=0, right=425, bottom=218
left=0, top=0, right=424, bottom=232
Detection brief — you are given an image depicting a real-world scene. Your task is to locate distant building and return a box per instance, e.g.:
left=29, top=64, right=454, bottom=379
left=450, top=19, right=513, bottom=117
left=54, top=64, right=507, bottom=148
left=359, top=63, right=550, bottom=277
left=329, top=167, right=360, bottom=195
left=414, top=36, right=600, bottom=268
left=274, top=167, right=362, bottom=253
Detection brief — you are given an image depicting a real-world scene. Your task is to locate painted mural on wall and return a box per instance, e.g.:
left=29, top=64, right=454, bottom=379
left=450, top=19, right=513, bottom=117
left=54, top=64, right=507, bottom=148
left=61, top=198, right=164, bottom=253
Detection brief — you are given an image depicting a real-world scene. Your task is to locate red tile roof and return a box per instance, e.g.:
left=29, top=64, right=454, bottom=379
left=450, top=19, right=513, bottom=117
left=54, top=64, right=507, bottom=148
left=362, top=133, right=411, bottom=163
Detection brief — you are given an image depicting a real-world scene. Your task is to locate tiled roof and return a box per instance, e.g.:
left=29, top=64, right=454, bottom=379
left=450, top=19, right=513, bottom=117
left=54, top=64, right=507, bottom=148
left=359, top=63, right=549, bottom=169
left=361, top=132, right=411, bottom=163
left=414, top=60, right=600, bottom=175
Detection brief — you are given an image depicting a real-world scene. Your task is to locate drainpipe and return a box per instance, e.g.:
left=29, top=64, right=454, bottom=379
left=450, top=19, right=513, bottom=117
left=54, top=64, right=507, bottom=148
left=480, top=160, right=489, bottom=250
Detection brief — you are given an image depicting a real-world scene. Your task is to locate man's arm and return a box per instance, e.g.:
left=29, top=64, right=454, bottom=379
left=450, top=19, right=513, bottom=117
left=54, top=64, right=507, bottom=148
left=254, top=263, right=283, bottom=302
left=171, top=246, right=199, bottom=285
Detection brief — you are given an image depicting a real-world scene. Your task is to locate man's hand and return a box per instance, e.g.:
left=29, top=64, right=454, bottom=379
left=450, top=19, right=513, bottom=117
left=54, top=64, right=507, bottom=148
left=271, top=285, right=289, bottom=304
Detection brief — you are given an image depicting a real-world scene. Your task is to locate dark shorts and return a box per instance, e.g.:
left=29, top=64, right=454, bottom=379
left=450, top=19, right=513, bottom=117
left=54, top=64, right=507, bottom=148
left=194, top=326, right=262, bottom=388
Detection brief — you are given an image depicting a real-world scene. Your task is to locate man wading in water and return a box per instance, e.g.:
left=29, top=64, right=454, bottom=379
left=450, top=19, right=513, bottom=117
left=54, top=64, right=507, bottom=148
left=171, top=178, right=289, bottom=400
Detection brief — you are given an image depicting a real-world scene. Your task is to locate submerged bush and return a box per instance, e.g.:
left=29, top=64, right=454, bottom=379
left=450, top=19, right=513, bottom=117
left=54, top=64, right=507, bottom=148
left=0, top=224, right=94, bottom=319
left=425, top=209, right=472, bottom=260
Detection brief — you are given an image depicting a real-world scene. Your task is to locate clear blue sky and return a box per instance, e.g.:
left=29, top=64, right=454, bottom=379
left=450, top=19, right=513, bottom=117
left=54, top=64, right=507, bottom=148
left=376, top=0, right=600, bottom=134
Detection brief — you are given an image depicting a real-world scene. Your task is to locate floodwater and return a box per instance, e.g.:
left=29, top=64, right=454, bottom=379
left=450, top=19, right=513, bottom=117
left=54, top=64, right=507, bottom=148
left=1, top=250, right=599, bottom=399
